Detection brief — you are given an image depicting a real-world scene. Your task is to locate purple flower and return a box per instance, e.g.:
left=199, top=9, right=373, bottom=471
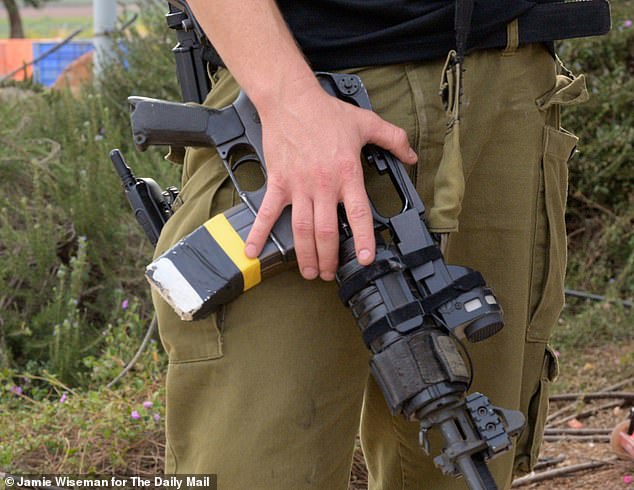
left=9, top=386, right=23, bottom=395
left=131, top=410, right=141, bottom=420
left=60, top=393, right=68, bottom=403
left=143, top=401, right=153, bottom=409
left=624, top=20, right=632, bottom=28
left=121, top=299, right=129, bottom=310
left=153, top=413, right=160, bottom=422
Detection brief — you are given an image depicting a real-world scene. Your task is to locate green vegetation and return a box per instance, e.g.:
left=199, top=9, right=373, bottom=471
left=0, top=1, right=179, bottom=385
left=0, top=0, right=631, bottom=478
left=0, top=2, right=174, bottom=474
left=0, top=16, right=92, bottom=39
left=0, top=321, right=166, bottom=475
left=552, top=1, right=634, bottom=356
left=0, top=0, right=140, bottom=38
left=559, top=3, right=634, bottom=300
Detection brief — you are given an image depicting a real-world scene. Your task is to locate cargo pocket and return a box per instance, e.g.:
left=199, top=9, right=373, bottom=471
left=153, top=148, right=232, bottom=364
left=526, top=125, right=578, bottom=342
left=515, top=345, right=560, bottom=474
left=153, top=67, right=244, bottom=364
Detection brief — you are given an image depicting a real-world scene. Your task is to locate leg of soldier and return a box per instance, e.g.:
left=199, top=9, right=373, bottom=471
left=361, top=43, right=579, bottom=489
left=152, top=66, right=423, bottom=489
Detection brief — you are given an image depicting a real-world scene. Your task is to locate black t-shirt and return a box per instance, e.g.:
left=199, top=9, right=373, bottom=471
left=275, top=0, right=537, bottom=69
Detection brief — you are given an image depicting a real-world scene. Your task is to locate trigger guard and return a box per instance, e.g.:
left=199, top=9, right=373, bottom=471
left=216, top=140, right=267, bottom=203
left=230, top=152, right=262, bottom=174
left=369, top=201, right=391, bottom=229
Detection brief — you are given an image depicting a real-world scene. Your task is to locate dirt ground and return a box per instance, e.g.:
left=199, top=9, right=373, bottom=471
left=520, top=401, right=633, bottom=489
left=350, top=411, right=633, bottom=490
left=350, top=341, right=634, bottom=490
left=524, top=341, right=634, bottom=490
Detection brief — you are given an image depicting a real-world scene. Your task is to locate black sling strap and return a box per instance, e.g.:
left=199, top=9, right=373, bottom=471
left=454, top=0, right=474, bottom=65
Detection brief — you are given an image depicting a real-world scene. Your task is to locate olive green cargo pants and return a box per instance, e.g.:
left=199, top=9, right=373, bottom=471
left=152, top=43, right=582, bottom=489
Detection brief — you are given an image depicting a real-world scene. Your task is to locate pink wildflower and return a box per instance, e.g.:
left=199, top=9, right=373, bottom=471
left=624, top=475, right=633, bottom=485
left=153, top=413, right=160, bottom=422
left=143, top=401, right=153, bottom=409
left=131, top=410, right=141, bottom=420
left=60, top=393, right=68, bottom=403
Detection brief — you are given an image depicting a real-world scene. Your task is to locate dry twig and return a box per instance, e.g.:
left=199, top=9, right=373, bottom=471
left=549, top=391, right=634, bottom=402
left=533, top=455, right=566, bottom=471
left=511, top=458, right=617, bottom=487
left=547, top=401, right=624, bottom=428
left=547, top=377, right=634, bottom=426
left=543, top=435, right=610, bottom=442
left=544, top=428, right=611, bottom=435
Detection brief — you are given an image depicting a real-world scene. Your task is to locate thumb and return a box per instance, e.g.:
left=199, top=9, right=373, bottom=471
left=362, top=112, right=418, bottom=164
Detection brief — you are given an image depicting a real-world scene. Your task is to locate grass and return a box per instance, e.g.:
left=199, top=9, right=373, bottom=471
left=0, top=299, right=168, bottom=475
left=556, top=301, right=633, bottom=350
left=50, top=0, right=137, bottom=4
left=549, top=301, right=634, bottom=394
left=0, top=1, right=140, bottom=39
left=0, top=371, right=166, bottom=475
left=0, top=17, right=94, bottom=39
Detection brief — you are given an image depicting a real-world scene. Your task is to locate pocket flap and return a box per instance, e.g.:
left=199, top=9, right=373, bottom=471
left=536, top=74, right=589, bottom=111
left=544, top=125, right=579, bottom=163
left=527, top=126, right=578, bottom=342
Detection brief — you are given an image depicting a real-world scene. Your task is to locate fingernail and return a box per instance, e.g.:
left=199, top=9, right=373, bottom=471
left=245, top=243, right=258, bottom=258
left=302, top=267, right=318, bottom=280
left=358, top=249, right=372, bottom=263
left=320, top=271, right=336, bottom=282
left=408, top=148, right=417, bottom=161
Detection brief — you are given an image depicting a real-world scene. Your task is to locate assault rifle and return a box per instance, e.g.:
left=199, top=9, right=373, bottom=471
left=120, top=72, right=525, bottom=490
left=109, top=2, right=617, bottom=486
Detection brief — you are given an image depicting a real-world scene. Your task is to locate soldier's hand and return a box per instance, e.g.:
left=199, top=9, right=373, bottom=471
left=245, top=83, right=417, bottom=281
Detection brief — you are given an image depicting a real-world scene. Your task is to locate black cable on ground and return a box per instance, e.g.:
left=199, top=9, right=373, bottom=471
left=106, top=313, right=158, bottom=389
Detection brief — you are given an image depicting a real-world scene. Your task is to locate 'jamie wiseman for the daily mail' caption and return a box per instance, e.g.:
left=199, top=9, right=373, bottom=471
left=2, top=475, right=217, bottom=489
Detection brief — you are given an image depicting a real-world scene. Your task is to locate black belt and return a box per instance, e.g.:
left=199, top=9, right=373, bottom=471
left=205, top=1, right=612, bottom=70
left=474, top=0, right=611, bottom=51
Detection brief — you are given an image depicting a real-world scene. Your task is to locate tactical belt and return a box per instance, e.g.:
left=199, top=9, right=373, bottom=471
left=203, top=1, right=610, bottom=73
left=473, top=0, right=611, bottom=50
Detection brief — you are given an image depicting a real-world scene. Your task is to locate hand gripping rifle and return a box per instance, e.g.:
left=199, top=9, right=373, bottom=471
left=124, top=72, right=525, bottom=490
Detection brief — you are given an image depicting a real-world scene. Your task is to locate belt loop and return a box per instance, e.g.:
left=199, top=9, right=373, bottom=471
left=503, top=19, right=520, bottom=54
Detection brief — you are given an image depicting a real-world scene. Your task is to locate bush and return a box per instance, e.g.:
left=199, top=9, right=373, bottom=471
left=0, top=1, right=181, bottom=383
left=559, top=0, right=634, bottom=297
